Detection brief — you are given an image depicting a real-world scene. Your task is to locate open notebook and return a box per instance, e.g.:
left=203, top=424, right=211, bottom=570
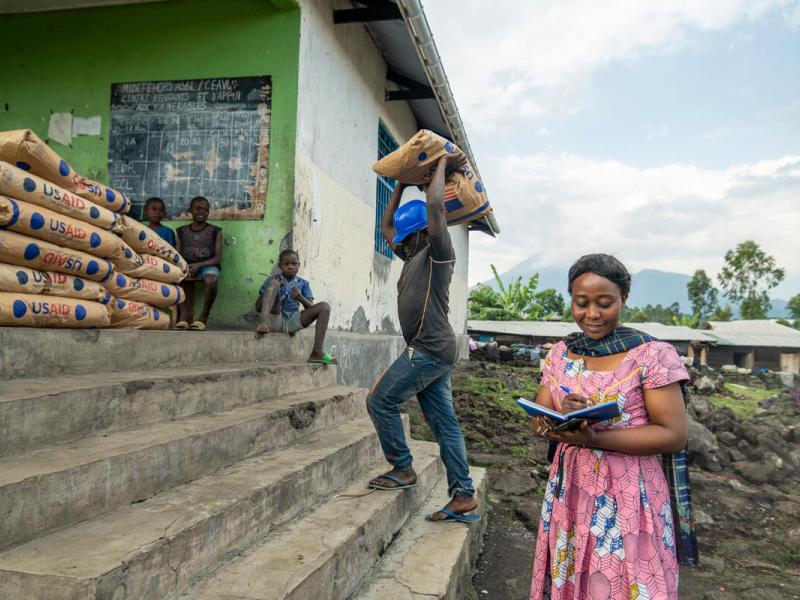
left=516, top=397, right=620, bottom=431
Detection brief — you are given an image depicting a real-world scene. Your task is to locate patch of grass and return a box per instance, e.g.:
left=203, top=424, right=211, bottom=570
left=509, top=445, right=533, bottom=459
left=408, top=411, right=436, bottom=442
left=453, top=371, right=540, bottom=424
left=718, top=538, right=800, bottom=570
left=708, top=383, right=776, bottom=418
left=707, top=394, right=758, bottom=418
left=723, top=382, right=776, bottom=402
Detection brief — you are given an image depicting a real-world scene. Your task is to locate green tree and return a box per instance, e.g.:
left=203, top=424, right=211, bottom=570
left=468, top=265, right=565, bottom=321
left=686, top=269, right=718, bottom=327
left=718, top=241, right=784, bottom=319
left=787, top=293, right=800, bottom=320
left=787, top=293, right=800, bottom=329
left=531, top=288, right=566, bottom=320
left=710, top=304, right=733, bottom=322
left=622, top=302, right=683, bottom=325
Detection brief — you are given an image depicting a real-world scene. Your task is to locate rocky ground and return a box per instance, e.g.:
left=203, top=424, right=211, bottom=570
left=406, top=361, right=800, bottom=600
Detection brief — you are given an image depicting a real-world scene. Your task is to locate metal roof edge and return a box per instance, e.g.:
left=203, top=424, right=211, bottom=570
left=395, top=0, right=499, bottom=235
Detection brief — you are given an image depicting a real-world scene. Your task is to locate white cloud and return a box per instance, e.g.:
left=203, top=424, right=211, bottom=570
left=468, top=153, right=800, bottom=293
left=425, top=0, right=800, bottom=129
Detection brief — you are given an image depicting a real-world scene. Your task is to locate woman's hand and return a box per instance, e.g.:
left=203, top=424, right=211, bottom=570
left=531, top=416, right=555, bottom=437
left=561, top=393, right=591, bottom=415
left=545, top=421, right=597, bottom=447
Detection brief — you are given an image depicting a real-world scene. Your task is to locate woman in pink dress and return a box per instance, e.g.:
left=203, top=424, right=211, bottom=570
left=530, top=254, right=688, bottom=600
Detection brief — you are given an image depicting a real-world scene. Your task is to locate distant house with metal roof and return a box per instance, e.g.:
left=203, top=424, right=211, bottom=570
left=468, top=319, right=800, bottom=373
left=705, top=320, right=800, bottom=373
left=468, top=319, right=715, bottom=351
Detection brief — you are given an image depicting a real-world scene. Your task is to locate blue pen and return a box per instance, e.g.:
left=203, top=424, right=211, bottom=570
left=559, top=385, right=572, bottom=395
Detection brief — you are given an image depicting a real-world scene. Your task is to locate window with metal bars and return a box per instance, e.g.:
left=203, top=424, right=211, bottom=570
left=375, top=123, right=399, bottom=258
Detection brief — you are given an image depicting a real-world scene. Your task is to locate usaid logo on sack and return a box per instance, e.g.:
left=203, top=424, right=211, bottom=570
left=9, top=298, right=89, bottom=320
left=40, top=183, right=86, bottom=210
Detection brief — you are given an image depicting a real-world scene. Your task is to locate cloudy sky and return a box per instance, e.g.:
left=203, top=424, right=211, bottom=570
left=424, top=0, right=800, bottom=298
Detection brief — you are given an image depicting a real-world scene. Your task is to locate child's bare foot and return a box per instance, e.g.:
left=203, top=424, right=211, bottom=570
left=427, top=494, right=478, bottom=521
left=255, top=323, right=269, bottom=335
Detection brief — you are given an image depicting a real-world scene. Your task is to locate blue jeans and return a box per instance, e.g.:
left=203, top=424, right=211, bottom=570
left=367, top=347, right=474, bottom=498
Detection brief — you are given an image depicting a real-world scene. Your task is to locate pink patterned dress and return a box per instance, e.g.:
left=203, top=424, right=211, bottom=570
left=530, top=341, right=689, bottom=600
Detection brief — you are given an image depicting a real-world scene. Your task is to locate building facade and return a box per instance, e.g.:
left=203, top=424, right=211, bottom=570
left=1, top=0, right=494, bottom=384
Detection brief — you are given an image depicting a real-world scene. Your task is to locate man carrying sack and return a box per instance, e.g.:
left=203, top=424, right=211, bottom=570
left=365, top=151, right=480, bottom=523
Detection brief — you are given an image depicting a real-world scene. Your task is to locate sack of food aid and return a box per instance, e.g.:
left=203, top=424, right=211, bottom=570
left=0, top=129, right=130, bottom=213
left=0, top=196, right=142, bottom=271
left=372, top=129, right=461, bottom=185
left=0, top=229, right=113, bottom=283
left=116, top=215, right=187, bottom=270
left=0, top=291, right=110, bottom=328
left=103, top=271, right=184, bottom=308
left=0, top=161, right=121, bottom=230
left=113, top=251, right=186, bottom=284
left=0, top=263, right=112, bottom=304
left=109, top=297, right=169, bottom=329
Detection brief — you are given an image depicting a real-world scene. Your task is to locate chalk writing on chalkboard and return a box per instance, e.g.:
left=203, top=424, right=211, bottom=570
left=108, top=76, right=271, bottom=221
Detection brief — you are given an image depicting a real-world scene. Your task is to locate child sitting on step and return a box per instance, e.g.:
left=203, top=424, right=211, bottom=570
left=255, top=249, right=336, bottom=364
left=175, top=196, right=222, bottom=331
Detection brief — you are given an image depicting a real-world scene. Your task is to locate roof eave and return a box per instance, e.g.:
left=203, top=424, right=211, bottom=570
left=394, top=0, right=499, bottom=236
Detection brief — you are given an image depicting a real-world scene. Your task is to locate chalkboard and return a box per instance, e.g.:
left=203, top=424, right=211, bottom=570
left=108, top=76, right=272, bottom=221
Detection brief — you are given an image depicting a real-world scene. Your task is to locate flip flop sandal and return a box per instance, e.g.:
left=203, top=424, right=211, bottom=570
left=308, top=352, right=337, bottom=365
left=190, top=321, right=207, bottom=331
left=174, top=321, right=189, bottom=330
left=425, top=508, right=481, bottom=523
left=367, top=473, right=418, bottom=491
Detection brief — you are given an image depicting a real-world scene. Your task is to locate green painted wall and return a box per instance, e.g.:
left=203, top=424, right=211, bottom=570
left=0, top=0, right=300, bottom=326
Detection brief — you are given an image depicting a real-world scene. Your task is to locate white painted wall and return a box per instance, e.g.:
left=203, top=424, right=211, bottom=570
left=293, top=0, right=470, bottom=338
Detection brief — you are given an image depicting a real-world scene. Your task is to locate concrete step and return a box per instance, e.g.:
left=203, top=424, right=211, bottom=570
left=354, top=466, right=488, bottom=600
left=177, top=440, right=443, bottom=600
left=0, top=361, right=337, bottom=457
left=0, top=327, right=319, bottom=380
left=0, top=385, right=365, bottom=551
left=0, top=417, right=398, bottom=600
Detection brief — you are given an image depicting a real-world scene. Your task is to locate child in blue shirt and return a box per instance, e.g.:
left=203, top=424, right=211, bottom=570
left=256, top=249, right=336, bottom=364
left=143, top=197, right=177, bottom=247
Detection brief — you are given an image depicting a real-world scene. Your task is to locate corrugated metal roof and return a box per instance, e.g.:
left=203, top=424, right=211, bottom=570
left=467, top=320, right=719, bottom=343
left=468, top=320, right=580, bottom=338
left=707, top=320, right=800, bottom=348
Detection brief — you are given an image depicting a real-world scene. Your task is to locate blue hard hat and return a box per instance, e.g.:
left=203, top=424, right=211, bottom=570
left=392, top=200, right=428, bottom=244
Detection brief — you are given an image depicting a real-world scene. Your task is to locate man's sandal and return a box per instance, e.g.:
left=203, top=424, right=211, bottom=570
left=190, top=321, right=207, bottom=331
left=425, top=508, right=481, bottom=523
left=174, top=321, right=189, bottom=330
left=367, top=473, right=417, bottom=490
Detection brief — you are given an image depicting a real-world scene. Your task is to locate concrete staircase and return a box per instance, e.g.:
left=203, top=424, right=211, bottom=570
left=0, top=328, right=486, bottom=600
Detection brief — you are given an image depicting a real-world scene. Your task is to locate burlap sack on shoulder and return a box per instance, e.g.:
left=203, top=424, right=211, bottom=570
left=0, top=263, right=112, bottom=303
left=114, top=252, right=186, bottom=284
left=116, top=215, right=187, bottom=270
left=109, top=298, right=169, bottom=329
left=0, top=196, right=142, bottom=271
left=0, top=129, right=130, bottom=213
left=0, top=291, right=110, bottom=328
left=0, top=230, right=113, bottom=283
left=0, top=161, right=121, bottom=231
left=103, top=271, right=184, bottom=308
left=372, top=130, right=460, bottom=185
left=373, top=130, right=493, bottom=226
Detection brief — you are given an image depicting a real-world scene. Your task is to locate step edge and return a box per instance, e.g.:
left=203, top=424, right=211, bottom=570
left=177, top=441, right=443, bottom=600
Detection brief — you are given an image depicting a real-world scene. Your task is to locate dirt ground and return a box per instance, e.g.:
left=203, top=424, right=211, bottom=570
left=406, top=361, right=800, bottom=600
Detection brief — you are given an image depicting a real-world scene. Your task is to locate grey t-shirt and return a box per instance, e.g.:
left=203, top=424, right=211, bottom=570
left=395, top=228, right=457, bottom=364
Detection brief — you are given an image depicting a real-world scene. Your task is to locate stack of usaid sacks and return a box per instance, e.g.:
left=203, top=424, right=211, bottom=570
left=0, top=129, right=188, bottom=329
left=372, top=129, right=493, bottom=225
